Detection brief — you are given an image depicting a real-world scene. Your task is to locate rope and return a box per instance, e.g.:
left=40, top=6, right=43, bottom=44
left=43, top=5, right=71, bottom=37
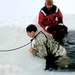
left=0, top=31, right=44, bottom=52
left=0, top=39, right=33, bottom=52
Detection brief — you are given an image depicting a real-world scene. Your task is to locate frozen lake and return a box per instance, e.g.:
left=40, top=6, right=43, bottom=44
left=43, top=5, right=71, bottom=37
left=0, top=14, right=75, bottom=75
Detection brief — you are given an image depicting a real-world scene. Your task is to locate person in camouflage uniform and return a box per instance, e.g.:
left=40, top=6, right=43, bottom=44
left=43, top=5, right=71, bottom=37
left=26, top=24, right=70, bottom=70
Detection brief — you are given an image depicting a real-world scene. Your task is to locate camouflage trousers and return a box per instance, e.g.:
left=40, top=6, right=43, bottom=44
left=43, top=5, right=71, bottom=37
left=55, top=56, right=70, bottom=68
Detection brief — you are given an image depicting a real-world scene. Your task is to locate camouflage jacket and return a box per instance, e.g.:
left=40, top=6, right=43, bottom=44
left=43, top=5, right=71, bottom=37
left=32, top=30, right=66, bottom=58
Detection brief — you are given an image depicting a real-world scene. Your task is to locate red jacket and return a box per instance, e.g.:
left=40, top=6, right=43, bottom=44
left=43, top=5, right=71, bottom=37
left=38, top=5, right=63, bottom=31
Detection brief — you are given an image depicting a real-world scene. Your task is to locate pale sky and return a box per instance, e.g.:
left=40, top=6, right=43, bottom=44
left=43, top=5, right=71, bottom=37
left=0, top=0, right=75, bottom=18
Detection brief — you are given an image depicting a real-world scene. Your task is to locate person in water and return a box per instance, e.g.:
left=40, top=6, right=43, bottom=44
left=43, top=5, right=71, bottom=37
left=26, top=24, right=70, bottom=70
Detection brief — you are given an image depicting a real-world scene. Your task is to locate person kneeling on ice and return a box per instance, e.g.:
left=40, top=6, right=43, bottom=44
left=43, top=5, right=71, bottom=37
left=26, top=24, right=70, bottom=70
left=38, top=0, right=68, bottom=44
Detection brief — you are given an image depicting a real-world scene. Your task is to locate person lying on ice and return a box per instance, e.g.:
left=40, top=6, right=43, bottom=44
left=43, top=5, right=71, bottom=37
left=26, top=24, right=70, bottom=70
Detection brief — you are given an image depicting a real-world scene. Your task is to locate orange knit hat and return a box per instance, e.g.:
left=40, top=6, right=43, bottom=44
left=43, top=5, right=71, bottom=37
left=45, top=0, right=53, bottom=5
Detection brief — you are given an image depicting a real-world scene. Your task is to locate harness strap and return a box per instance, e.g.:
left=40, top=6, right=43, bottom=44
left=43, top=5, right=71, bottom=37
left=41, top=31, right=60, bottom=57
left=31, top=31, right=60, bottom=57
left=30, top=31, right=49, bottom=54
left=30, top=31, right=43, bottom=46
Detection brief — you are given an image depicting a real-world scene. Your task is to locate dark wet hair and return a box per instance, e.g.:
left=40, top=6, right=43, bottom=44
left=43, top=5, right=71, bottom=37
left=26, top=24, right=37, bottom=32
